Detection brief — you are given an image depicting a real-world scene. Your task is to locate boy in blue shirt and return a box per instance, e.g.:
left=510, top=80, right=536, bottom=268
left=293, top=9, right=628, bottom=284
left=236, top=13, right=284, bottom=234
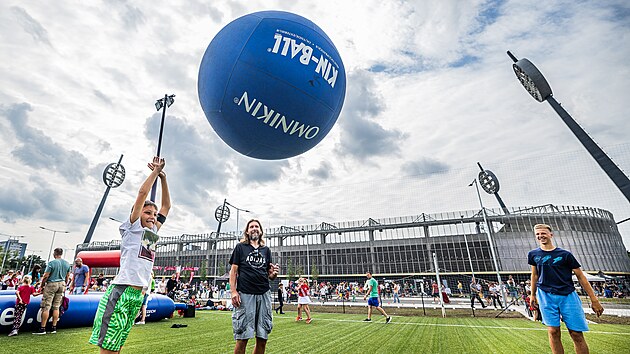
left=528, top=224, right=603, bottom=354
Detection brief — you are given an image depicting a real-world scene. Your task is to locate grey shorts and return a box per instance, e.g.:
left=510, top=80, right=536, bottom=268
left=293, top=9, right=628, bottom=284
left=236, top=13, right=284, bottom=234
left=232, top=291, right=273, bottom=340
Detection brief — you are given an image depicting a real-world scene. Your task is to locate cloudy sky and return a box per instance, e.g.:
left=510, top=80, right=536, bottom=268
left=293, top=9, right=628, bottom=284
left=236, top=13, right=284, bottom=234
left=1, top=0, right=629, bottom=263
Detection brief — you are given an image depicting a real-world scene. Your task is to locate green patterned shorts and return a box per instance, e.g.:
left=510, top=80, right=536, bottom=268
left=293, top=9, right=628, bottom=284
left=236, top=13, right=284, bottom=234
left=89, top=285, right=143, bottom=351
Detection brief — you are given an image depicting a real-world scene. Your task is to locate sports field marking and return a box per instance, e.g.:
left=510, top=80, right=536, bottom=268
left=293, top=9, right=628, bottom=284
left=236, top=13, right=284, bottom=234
left=271, top=315, right=630, bottom=336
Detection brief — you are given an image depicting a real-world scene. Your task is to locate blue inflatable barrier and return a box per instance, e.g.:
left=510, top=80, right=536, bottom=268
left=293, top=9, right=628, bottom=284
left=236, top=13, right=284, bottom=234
left=0, top=292, right=183, bottom=333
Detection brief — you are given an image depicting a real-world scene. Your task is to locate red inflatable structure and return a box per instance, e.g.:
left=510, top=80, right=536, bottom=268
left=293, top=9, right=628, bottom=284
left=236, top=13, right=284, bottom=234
left=76, top=250, right=121, bottom=294
left=76, top=250, right=121, bottom=268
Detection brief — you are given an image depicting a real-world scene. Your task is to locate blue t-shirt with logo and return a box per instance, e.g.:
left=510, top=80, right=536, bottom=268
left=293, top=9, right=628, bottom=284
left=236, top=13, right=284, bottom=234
left=527, top=247, right=580, bottom=295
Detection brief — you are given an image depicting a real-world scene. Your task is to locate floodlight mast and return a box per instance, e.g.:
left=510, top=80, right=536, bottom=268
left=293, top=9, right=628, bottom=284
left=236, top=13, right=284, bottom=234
left=150, top=94, right=175, bottom=202
left=507, top=51, right=630, bottom=203
left=476, top=162, right=509, bottom=215
left=83, top=154, right=125, bottom=244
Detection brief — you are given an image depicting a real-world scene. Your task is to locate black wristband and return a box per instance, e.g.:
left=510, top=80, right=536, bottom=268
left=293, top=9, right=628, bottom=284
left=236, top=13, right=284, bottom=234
left=157, top=213, right=166, bottom=224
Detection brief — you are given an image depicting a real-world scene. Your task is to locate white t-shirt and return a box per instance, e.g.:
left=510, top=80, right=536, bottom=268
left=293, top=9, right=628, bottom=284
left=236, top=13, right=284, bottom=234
left=112, top=217, right=158, bottom=288
left=158, top=280, right=166, bottom=293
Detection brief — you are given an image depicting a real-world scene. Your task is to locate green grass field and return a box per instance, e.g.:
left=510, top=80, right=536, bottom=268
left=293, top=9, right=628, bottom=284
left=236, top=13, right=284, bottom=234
left=4, top=311, right=629, bottom=353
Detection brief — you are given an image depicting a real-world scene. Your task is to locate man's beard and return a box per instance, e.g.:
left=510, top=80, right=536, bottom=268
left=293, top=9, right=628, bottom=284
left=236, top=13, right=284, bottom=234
left=250, top=234, right=260, bottom=241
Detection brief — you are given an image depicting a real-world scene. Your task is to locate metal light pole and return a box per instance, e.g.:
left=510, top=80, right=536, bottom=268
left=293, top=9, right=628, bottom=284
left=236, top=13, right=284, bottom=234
left=507, top=51, right=630, bottom=203
left=225, top=201, right=251, bottom=234
left=432, top=252, right=446, bottom=318
left=1, top=234, right=25, bottom=273
left=460, top=216, right=475, bottom=280
left=213, top=199, right=230, bottom=286
left=150, top=94, right=175, bottom=202
left=302, top=234, right=310, bottom=279
left=84, top=155, right=125, bottom=244
left=40, top=226, right=69, bottom=262
left=470, top=179, right=507, bottom=307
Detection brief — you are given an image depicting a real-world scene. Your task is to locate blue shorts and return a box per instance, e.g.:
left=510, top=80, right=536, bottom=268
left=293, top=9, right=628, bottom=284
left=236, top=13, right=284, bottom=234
left=141, top=293, right=149, bottom=306
left=367, top=297, right=380, bottom=307
left=537, top=289, right=588, bottom=332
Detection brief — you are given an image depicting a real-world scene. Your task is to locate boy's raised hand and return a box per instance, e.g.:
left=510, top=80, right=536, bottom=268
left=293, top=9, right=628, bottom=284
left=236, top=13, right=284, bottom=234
left=147, top=157, right=166, bottom=177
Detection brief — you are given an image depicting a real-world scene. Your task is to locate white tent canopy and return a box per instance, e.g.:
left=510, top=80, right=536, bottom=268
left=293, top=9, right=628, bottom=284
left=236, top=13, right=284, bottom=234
left=572, top=273, right=606, bottom=282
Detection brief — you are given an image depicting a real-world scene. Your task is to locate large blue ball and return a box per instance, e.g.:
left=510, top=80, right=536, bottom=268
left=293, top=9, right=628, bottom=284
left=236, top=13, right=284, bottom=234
left=198, top=11, right=346, bottom=160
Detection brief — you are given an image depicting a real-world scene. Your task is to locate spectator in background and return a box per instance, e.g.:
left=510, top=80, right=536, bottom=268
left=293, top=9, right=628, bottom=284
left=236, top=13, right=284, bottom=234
left=431, top=281, right=440, bottom=303
left=28, top=265, right=42, bottom=288
left=166, top=273, right=178, bottom=299
left=157, top=277, right=167, bottom=295
left=70, top=257, right=89, bottom=295
left=219, top=282, right=226, bottom=299
left=275, top=283, right=285, bottom=314
left=489, top=282, right=503, bottom=309
left=470, top=278, right=486, bottom=309
left=8, top=275, right=40, bottom=337
left=393, top=282, right=401, bottom=304
left=2, top=270, right=14, bottom=290
left=34, top=248, right=71, bottom=334
left=524, top=290, right=533, bottom=318
left=7, top=272, right=19, bottom=290
left=95, top=273, right=105, bottom=290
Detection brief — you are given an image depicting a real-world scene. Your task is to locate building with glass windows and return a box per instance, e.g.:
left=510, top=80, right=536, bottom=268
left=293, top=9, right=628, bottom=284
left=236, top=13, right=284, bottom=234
left=78, top=204, right=630, bottom=282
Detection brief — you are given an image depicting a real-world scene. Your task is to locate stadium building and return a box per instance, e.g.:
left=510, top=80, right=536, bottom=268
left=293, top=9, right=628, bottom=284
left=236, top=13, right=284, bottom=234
left=78, top=204, right=630, bottom=283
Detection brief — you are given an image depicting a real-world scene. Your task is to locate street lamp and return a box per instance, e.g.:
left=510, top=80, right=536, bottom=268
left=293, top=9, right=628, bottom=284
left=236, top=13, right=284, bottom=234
left=469, top=179, right=508, bottom=306
left=507, top=51, right=630, bottom=203
left=1, top=234, right=25, bottom=273
left=40, top=226, right=69, bottom=262
left=150, top=94, right=176, bottom=202
left=225, top=201, right=251, bottom=233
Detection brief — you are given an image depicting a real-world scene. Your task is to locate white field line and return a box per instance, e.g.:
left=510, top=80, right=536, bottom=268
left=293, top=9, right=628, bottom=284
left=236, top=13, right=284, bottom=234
left=268, top=314, right=630, bottom=336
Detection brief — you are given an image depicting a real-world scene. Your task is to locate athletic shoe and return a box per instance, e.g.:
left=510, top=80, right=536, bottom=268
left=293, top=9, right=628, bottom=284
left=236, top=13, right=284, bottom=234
left=32, top=328, right=46, bottom=335
left=280, top=312, right=285, bottom=314
left=49, top=326, right=57, bottom=334
left=305, top=318, right=312, bottom=324
left=135, top=321, right=145, bottom=325
left=8, top=330, right=18, bottom=337
left=386, top=317, right=392, bottom=324
left=363, top=318, right=371, bottom=322
left=295, top=316, right=302, bottom=321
